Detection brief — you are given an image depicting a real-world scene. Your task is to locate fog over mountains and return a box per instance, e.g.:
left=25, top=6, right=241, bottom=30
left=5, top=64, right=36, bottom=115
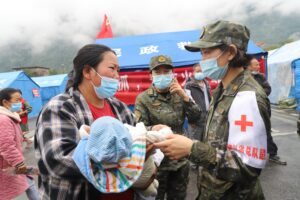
left=0, top=11, right=299, bottom=72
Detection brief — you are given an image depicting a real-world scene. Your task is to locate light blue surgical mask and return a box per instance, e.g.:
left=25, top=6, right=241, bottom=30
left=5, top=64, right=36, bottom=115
left=194, top=72, right=205, bottom=81
left=200, top=52, right=228, bottom=80
left=92, top=69, right=119, bottom=99
left=152, top=74, right=173, bottom=90
left=10, top=102, right=22, bottom=112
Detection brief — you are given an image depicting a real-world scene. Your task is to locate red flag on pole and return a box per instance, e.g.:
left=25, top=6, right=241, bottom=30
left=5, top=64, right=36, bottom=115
left=96, top=14, right=113, bottom=39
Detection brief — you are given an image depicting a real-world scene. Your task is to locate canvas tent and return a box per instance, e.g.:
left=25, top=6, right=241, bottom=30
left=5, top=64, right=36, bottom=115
left=268, top=40, right=300, bottom=109
left=0, top=71, right=42, bottom=118
left=32, top=74, right=68, bottom=105
left=95, top=30, right=266, bottom=105
left=268, top=48, right=278, bottom=57
left=96, top=30, right=265, bottom=70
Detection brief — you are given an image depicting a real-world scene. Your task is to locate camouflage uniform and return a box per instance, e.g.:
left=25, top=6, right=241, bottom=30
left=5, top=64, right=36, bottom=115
left=189, top=71, right=269, bottom=200
left=135, top=55, right=202, bottom=200
left=184, top=21, right=269, bottom=199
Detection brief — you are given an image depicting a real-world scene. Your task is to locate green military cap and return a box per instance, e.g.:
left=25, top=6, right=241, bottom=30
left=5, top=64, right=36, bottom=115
left=149, top=55, right=173, bottom=71
left=185, top=20, right=250, bottom=52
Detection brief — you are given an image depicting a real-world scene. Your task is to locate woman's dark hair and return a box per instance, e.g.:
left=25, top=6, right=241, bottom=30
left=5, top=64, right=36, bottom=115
left=0, top=88, right=20, bottom=106
left=67, top=44, right=116, bottom=90
left=217, top=44, right=249, bottom=68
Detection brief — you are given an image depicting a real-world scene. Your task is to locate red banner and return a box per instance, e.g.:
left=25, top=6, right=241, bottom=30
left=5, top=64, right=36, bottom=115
left=116, top=66, right=219, bottom=105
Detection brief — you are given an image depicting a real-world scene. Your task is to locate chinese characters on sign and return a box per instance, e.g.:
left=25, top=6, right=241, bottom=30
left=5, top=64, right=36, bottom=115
left=139, top=45, right=159, bottom=55
left=113, top=48, right=122, bottom=57
left=177, top=41, right=191, bottom=50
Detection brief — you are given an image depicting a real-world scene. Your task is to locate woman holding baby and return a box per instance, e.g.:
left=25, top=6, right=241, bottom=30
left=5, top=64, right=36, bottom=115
left=35, top=44, right=162, bottom=200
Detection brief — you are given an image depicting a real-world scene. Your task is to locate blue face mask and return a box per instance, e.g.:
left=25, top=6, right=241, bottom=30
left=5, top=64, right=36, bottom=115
left=200, top=53, right=228, bottom=80
left=152, top=74, right=173, bottom=90
left=10, top=102, right=22, bottom=112
left=92, top=70, right=119, bottom=99
left=194, top=72, right=205, bottom=81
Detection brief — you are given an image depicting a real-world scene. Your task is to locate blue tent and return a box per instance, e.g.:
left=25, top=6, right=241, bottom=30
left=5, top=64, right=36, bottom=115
left=32, top=74, right=68, bottom=105
left=95, top=30, right=265, bottom=70
left=0, top=71, right=42, bottom=118
left=267, top=40, right=300, bottom=109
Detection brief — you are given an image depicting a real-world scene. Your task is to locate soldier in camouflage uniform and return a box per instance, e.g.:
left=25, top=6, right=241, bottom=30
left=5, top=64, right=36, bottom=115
left=155, top=20, right=270, bottom=200
left=134, top=55, right=201, bottom=200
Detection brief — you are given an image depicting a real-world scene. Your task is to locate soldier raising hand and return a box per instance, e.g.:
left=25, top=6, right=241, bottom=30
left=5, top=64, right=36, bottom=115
left=134, top=55, right=201, bottom=200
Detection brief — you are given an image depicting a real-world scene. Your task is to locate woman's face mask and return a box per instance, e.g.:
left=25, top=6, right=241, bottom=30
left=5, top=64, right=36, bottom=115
left=152, top=74, right=173, bottom=90
left=10, top=102, right=22, bottom=112
left=91, top=69, right=119, bottom=99
left=200, top=51, right=228, bottom=80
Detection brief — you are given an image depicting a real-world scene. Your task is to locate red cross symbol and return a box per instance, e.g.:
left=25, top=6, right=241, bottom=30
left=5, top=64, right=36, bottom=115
left=234, top=115, right=253, bottom=132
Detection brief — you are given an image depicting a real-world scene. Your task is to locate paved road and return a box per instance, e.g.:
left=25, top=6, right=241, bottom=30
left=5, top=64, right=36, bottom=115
left=259, top=107, right=300, bottom=200
left=16, top=107, right=300, bottom=200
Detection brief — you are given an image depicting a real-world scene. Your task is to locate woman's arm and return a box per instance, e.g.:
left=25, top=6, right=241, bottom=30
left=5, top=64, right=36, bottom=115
left=35, top=102, right=83, bottom=179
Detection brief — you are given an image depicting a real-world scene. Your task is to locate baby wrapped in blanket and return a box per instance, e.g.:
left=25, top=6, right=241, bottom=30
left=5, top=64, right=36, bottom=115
left=72, top=116, right=172, bottom=197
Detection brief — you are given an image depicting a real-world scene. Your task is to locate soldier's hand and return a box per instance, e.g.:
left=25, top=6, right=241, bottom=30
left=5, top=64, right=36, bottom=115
left=169, top=78, right=190, bottom=102
left=154, top=134, right=193, bottom=160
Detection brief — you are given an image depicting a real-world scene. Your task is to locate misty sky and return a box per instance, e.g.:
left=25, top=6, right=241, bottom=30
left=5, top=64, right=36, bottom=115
left=1, top=0, right=299, bottom=53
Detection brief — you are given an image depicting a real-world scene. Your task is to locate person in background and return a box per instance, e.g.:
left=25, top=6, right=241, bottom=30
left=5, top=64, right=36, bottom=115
left=35, top=44, right=160, bottom=200
left=247, top=55, right=287, bottom=165
left=135, top=55, right=201, bottom=200
left=247, top=56, right=271, bottom=95
left=184, top=63, right=211, bottom=141
left=155, top=20, right=269, bottom=199
left=17, top=89, right=33, bottom=149
left=0, top=88, right=39, bottom=200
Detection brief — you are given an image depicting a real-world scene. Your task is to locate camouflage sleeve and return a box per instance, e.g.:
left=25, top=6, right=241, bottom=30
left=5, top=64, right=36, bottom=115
left=190, top=141, right=261, bottom=182
left=183, top=99, right=202, bottom=124
left=24, top=101, right=32, bottom=113
left=134, top=96, right=151, bottom=126
left=212, top=95, right=268, bottom=182
left=189, top=95, right=269, bottom=181
left=189, top=141, right=217, bottom=168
